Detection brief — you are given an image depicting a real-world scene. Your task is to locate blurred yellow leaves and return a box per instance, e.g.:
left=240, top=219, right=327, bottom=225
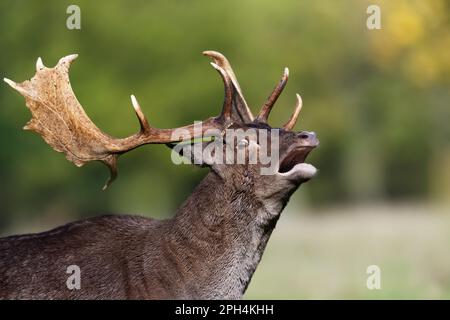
left=390, top=5, right=425, bottom=46
left=369, top=0, right=450, bottom=86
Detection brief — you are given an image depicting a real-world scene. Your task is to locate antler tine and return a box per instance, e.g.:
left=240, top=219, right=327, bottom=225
left=203, top=51, right=239, bottom=91
left=36, top=57, right=45, bottom=71
left=256, top=67, right=289, bottom=123
left=209, top=62, right=233, bottom=122
left=203, top=50, right=254, bottom=123
left=130, top=94, right=151, bottom=133
left=283, top=93, right=303, bottom=131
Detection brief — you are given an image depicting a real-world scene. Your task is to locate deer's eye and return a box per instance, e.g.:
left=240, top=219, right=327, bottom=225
left=237, top=139, right=249, bottom=149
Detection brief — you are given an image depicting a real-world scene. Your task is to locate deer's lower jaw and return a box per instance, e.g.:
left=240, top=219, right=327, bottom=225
left=278, top=162, right=317, bottom=181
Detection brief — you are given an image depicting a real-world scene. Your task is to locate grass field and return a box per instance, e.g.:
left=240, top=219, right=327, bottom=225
left=246, top=203, right=450, bottom=299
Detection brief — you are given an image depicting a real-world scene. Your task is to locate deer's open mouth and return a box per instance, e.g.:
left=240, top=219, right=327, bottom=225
left=277, top=146, right=317, bottom=180
left=278, top=147, right=314, bottom=173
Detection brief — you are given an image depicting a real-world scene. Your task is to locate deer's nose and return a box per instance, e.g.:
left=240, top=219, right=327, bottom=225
left=298, top=131, right=316, bottom=140
left=298, top=131, right=319, bottom=146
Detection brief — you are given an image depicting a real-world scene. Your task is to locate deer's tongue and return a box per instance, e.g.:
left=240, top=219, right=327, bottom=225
left=278, top=147, right=313, bottom=173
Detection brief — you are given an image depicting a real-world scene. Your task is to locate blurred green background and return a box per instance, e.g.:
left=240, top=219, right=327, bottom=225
left=0, top=0, right=449, bottom=298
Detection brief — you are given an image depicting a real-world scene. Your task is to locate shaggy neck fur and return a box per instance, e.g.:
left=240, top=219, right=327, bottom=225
left=166, top=171, right=285, bottom=299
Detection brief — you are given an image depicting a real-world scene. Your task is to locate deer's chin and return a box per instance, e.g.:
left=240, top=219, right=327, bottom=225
left=277, top=163, right=317, bottom=181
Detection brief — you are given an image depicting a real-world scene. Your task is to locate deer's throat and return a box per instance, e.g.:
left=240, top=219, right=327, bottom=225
left=169, top=172, right=280, bottom=298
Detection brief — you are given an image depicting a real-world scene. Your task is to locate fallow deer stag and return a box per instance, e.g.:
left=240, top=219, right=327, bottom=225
left=1, top=51, right=318, bottom=299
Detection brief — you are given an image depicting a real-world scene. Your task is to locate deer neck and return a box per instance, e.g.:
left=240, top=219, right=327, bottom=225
left=167, top=171, right=282, bottom=299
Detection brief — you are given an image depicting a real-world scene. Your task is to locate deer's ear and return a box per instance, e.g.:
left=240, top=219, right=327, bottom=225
left=167, top=141, right=217, bottom=167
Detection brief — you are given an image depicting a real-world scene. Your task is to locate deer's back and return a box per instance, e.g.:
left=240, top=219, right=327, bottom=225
left=0, top=215, right=167, bottom=299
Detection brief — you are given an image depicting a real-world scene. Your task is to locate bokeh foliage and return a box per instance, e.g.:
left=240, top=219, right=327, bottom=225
left=0, top=0, right=449, bottom=231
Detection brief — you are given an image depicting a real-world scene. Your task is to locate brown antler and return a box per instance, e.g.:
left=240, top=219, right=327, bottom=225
left=4, top=53, right=235, bottom=189
left=283, top=94, right=303, bottom=130
left=256, top=67, right=289, bottom=123
left=203, top=51, right=254, bottom=123
left=254, top=67, right=304, bottom=131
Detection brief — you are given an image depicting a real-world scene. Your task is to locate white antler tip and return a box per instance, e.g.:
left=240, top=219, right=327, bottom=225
left=36, top=57, right=44, bottom=70
left=58, top=54, right=78, bottom=66
left=67, top=53, right=78, bottom=60
left=130, top=94, right=140, bottom=111
left=284, top=67, right=289, bottom=77
left=296, top=93, right=303, bottom=105
left=203, top=50, right=215, bottom=56
left=3, top=78, right=16, bottom=88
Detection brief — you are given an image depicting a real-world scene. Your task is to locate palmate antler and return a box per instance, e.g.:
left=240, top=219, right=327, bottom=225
left=4, top=53, right=238, bottom=188
left=4, top=51, right=302, bottom=188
